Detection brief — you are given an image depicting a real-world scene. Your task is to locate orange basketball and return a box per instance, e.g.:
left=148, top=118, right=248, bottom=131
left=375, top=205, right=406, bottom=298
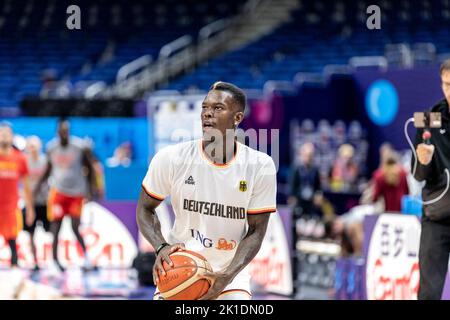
left=157, top=250, right=212, bottom=300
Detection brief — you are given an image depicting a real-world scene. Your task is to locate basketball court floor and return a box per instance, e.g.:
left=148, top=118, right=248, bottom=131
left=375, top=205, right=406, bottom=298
left=0, top=267, right=327, bottom=300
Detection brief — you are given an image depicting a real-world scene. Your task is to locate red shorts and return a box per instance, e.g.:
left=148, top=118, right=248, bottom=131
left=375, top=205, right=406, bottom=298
left=47, top=189, right=85, bottom=222
left=0, top=209, right=22, bottom=241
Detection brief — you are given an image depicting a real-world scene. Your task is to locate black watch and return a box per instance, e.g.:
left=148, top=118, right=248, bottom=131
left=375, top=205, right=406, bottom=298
left=156, top=243, right=170, bottom=256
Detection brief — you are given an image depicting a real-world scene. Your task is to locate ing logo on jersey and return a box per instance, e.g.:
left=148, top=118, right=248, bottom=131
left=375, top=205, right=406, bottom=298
left=216, top=238, right=236, bottom=251
left=190, top=229, right=236, bottom=250
left=239, top=180, right=247, bottom=192
left=190, top=229, right=213, bottom=248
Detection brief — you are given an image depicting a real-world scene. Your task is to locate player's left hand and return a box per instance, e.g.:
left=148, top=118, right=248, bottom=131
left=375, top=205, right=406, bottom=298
left=198, top=271, right=235, bottom=300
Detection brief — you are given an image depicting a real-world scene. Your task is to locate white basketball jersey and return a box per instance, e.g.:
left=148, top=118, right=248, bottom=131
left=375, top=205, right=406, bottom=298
left=142, top=139, right=277, bottom=275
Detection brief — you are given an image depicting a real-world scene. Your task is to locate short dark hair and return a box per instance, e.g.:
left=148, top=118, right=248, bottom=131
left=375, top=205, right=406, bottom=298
left=57, top=117, right=69, bottom=127
left=210, top=81, right=246, bottom=112
left=440, top=59, right=450, bottom=75
left=385, top=152, right=399, bottom=166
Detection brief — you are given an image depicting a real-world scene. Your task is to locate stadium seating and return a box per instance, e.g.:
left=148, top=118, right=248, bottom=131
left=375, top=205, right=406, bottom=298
left=1, top=0, right=450, bottom=109
left=0, top=0, right=242, bottom=108
left=165, top=0, right=450, bottom=91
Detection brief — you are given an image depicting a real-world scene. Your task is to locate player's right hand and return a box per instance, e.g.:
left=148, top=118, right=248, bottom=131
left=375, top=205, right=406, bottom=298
left=153, top=243, right=185, bottom=285
left=416, top=143, right=435, bottom=165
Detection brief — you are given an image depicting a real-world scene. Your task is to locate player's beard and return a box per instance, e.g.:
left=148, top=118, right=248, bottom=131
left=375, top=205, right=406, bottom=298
left=60, top=138, right=69, bottom=146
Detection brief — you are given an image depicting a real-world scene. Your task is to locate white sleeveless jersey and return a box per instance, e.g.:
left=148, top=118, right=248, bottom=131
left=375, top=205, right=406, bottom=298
left=142, top=139, right=277, bottom=276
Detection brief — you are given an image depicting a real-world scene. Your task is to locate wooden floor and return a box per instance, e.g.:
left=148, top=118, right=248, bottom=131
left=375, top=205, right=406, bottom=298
left=0, top=267, right=303, bottom=300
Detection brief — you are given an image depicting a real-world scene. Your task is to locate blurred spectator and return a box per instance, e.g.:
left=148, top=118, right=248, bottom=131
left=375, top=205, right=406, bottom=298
left=288, top=142, right=322, bottom=217
left=347, top=120, right=363, bottom=142
left=295, top=194, right=335, bottom=240
left=330, top=144, right=359, bottom=192
left=39, top=69, right=72, bottom=98
left=328, top=204, right=378, bottom=257
left=301, top=118, right=315, bottom=132
left=25, top=136, right=49, bottom=203
left=360, top=142, right=395, bottom=210
left=332, top=120, right=347, bottom=148
left=378, top=142, right=394, bottom=168
left=23, top=136, right=50, bottom=271
left=290, top=119, right=368, bottom=194
left=371, top=153, right=409, bottom=212
left=106, top=142, right=133, bottom=167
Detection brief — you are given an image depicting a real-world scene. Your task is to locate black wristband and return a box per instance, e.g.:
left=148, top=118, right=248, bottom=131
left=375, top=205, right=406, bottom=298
left=156, top=243, right=170, bottom=256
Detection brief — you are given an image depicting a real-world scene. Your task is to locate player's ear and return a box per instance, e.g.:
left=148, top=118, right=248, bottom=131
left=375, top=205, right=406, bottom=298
left=234, top=112, right=244, bottom=127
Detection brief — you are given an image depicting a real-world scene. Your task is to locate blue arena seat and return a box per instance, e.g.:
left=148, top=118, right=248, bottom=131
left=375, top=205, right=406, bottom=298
left=0, top=0, right=242, bottom=108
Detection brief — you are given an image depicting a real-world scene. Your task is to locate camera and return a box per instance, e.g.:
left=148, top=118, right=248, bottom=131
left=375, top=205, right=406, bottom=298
left=413, top=112, right=442, bottom=129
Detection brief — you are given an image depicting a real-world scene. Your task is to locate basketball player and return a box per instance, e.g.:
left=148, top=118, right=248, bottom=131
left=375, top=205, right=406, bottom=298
left=35, top=119, right=97, bottom=272
left=0, top=122, right=35, bottom=267
left=137, top=82, right=277, bottom=300
left=22, top=136, right=50, bottom=271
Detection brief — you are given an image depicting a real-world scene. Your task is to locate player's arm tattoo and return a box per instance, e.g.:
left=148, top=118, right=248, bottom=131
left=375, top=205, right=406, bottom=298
left=223, top=213, right=270, bottom=278
left=136, top=189, right=167, bottom=249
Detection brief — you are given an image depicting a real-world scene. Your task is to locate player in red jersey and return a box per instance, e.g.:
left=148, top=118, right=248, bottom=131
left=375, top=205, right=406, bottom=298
left=0, top=122, right=35, bottom=267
